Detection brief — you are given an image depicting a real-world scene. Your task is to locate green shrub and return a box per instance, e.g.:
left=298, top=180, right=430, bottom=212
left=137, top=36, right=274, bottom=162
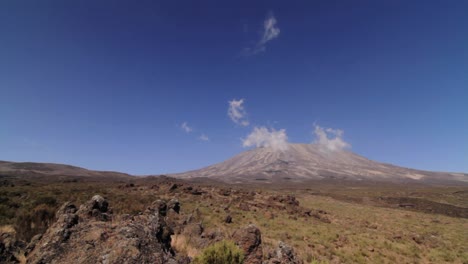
left=193, top=240, right=244, bottom=264
left=34, top=196, right=57, bottom=206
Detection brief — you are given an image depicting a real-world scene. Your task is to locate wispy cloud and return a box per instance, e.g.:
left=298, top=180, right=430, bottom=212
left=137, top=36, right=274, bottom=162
left=199, top=134, right=210, bottom=142
left=180, top=122, right=193, bottom=133
left=259, top=13, right=281, bottom=46
left=228, top=98, right=249, bottom=126
left=242, top=12, right=280, bottom=56
left=313, top=124, right=351, bottom=151
left=242, top=126, right=288, bottom=151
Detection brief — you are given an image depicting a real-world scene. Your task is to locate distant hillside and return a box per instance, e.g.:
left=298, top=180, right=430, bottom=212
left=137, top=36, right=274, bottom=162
left=0, top=161, right=133, bottom=181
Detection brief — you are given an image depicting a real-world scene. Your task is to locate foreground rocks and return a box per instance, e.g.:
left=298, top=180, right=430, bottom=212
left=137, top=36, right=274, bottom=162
left=26, top=195, right=181, bottom=264
left=266, top=241, right=303, bottom=264
left=232, top=225, right=263, bottom=264
left=231, top=225, right=303, bottom=264
left=1, top=194, right=305, bottom=264
left=0, top=230, right=25, bottom=264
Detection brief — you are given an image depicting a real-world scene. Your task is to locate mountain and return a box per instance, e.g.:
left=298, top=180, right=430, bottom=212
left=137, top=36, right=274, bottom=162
left=174, top=143, right=468, bottom=184
left=0, top=161, right=132, bottom=181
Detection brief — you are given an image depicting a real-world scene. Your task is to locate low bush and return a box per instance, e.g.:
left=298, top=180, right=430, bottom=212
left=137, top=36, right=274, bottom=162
left=193, top=240, right=244, bottom=264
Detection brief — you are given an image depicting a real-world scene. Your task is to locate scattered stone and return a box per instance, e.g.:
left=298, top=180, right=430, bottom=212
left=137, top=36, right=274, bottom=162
left=239, top=203, right=250, bottom=211
left=219, top=189, right=231, bottom=196
left=225, top=215, right=232, bottom=224
left=169, top=183, right=180, bottom=192
left=412, top=235, right=423, bottom=244
left=232, top=225, right=263, bottom=264
left=267, top=241, right=303, bottom=264
left=190, top=189, right=204, bottom=195
left=167, top=199, right=180, bottom=214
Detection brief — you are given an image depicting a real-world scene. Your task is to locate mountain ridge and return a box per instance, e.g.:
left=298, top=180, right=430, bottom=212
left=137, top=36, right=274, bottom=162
left=174, top=143, right=468, bottom=184
left=0, top=160, right=132, bottom=180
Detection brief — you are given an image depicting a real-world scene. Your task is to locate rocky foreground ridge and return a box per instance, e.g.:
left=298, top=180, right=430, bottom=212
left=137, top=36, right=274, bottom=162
left=1, top=195, right=303, bottom=264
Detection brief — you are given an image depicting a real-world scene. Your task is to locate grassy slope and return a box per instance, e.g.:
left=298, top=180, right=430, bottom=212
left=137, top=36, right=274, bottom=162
left=0, top=176, right=467, bottom=263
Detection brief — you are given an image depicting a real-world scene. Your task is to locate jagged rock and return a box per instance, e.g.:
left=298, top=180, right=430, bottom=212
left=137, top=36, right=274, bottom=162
left=232, top=225, right=263, bottom=264
left=0, top=231, right=25, bottom=264
left=26, top=195, right=182, bottom=264
left=266, top=241, right=303, bottom=264
left=167, top=199, right=181, bottom=214
left=169, top=183, right=180, bottom=192
left=148, top=199, right=168, bottom=216
left=25, top=234, right=42, bottom=255
left=166, top=199, right=183, bottom=234
left=77, top=195, right=110, bottom=221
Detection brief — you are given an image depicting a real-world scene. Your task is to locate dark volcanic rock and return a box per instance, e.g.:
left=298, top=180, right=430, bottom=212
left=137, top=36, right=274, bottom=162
left=232, top=225, right=263, bottom=264
left=169, top=183, right=180, bottom=192
left=190, top=189, right=204, bottom=195
left=26, top=196, right=183, bottom=264
left=77, top=195, right=110, bottom=221
left=224, top=214, right=233, bottom=224
left=219, top=188, right=231, bottom=196
left=167, top=198, right=181, bottom=214
left=0, top=231, right=25, bottom=264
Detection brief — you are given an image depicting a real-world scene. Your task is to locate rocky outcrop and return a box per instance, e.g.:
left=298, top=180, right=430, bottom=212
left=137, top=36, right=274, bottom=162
left=77, top=194, right=110, bottom=221
left=0, top=192, right=306, bottom=264
left=0, top=231, right=25, bottom=264
left=266, top=241, right=303, bottom=264
left=26, top=195, right=183, bottom=264
left=232, top=224, right=263, bottom=264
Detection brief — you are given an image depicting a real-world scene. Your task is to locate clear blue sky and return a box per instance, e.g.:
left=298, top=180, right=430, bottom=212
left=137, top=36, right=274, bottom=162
left=1, top=1, right=467, bottom=174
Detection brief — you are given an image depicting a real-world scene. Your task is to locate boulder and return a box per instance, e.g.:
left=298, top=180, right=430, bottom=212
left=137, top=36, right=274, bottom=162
left=77, top=195, right=110, bottom=221
left=26, top=195, right=183, bottom=264
left=266, top=241, right=303, bottom=264
left=167, top=199, right=181, bottom=214
left=232, top=225, right=263, bottom=264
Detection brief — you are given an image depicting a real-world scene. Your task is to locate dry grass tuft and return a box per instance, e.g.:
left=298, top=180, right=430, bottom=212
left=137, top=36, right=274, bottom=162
left=171, top=234, right=200, bottom=257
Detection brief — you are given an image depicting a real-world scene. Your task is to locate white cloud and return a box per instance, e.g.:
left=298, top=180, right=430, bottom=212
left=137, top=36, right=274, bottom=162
left=313, top=124, right=351, bottom=151
left=242, top=12, right=280, bottom=55
left=199, top=134, right=210, bottom=142
left=259, top=13, right=281, bottom=46
left=228, top=98, right=249, bottom=126
left=181, top=122, right=192, bottom=133
left=242, top=126, right=288, bottom=151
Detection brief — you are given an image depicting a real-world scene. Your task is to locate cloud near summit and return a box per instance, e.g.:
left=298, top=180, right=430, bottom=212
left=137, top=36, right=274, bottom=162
left=242, top=126, right=288, bottom=151
left=313, top=124, right=351, bottom=151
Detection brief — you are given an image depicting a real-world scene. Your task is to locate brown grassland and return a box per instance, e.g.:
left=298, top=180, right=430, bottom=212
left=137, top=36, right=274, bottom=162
left=0, top=173, right=467, bottom=264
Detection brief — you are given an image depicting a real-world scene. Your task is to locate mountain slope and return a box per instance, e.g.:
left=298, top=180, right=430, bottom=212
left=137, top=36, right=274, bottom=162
left=0, top=161, right=132, bottom=180
left=174, top=144, right=468, bottom=184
